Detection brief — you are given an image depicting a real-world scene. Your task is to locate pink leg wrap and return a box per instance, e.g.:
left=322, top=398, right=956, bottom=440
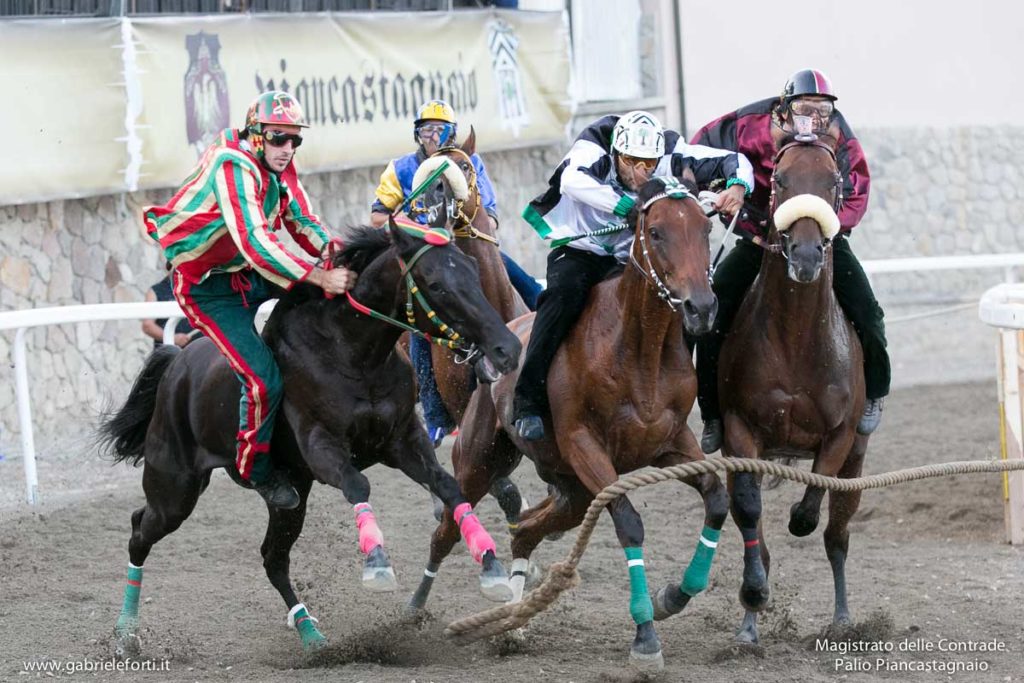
left=353, top=503, right=383, bottom=555
left=454, top=502, right=496, bottom=564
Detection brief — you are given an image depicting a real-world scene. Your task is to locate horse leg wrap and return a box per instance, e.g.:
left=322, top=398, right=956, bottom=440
left=624, top=547, right=654, bottom=625
left=509, top=558, right=530, bottom=603
left=454, top=502, right=496, bottom=564
left=115, top=563, right=143, bottom=634
left=353, top=503, right=384, bottom=555
left=287, top=603, right=326, bottom=651
left=681, top=525, right=721, bottom=596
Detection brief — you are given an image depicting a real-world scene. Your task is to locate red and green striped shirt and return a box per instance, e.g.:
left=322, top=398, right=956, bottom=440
left=144, top=129, right=331, bottom=289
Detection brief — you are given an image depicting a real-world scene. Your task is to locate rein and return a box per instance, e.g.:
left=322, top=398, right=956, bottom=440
left=322, top=231, right=479, bottom=360
left=408, top=147, right=496, bottom=246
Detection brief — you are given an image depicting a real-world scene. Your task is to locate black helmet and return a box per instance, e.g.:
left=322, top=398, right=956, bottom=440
left=782, top=69, right=837, bottom=102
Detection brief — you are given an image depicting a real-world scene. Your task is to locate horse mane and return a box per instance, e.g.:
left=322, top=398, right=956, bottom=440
left=263, top=225, right=392, bottom=345
left=333, top=225, right=392, bottom=273
left=636, top=176, right=698, bottom=206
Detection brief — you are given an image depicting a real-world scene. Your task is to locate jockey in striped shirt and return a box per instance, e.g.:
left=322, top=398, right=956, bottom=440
left=143, top=90, right=357, bottom=509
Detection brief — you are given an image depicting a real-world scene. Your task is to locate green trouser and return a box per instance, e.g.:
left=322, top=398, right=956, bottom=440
left=695, top=236, right=890, bottom=422
left=172, top=269, right=282, bottom=483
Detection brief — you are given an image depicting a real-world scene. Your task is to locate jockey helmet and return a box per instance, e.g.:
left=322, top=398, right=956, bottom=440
left=244, top=91, right=308, bottom=162
left=245, top=91, right=309, bottom=134
left=611, top=111, right=665, bottom=159
left=782, top=68, right=837, bottom=102
left=414, top=99, right=458, bottom=146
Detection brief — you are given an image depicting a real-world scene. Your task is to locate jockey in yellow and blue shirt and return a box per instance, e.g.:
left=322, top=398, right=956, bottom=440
left=370, top=99, right=542, bottom=446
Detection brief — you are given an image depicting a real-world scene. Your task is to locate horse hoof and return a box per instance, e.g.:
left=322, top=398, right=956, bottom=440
left=480, top=566, right=513, bottom=603
left=788, top=503, right=819, bottom=537
left=544, top=531, right=564, bottom=542
left=113, top=632, right=141, bottom=660
left=524, top=560, right=544, bottom=589
left=739, top=582, right=770, bottom=612
left=363, top=546, right=398, bottom=592
left=629, top=647, right=664, bottom=671
left=652, top=583, right=691, bottom=621
left=301, top=631, right=328, bottom=652
left=735, top=626, right=759, bottom=644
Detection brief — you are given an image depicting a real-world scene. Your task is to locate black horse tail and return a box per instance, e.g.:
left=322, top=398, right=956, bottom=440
left=98, top=345, right=179, bottom=466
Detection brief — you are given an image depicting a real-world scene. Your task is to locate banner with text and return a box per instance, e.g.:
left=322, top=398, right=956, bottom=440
left=131, top=10, right=571, bottom=191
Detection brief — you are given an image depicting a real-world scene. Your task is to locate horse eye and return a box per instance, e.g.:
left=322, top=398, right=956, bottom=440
left=649, top=227, right=661, bottom=241
left=428, top=282, right=445, bottom=295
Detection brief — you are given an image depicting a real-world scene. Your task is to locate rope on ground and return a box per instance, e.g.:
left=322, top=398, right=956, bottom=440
left=443, top=456, right=1024, bottom=644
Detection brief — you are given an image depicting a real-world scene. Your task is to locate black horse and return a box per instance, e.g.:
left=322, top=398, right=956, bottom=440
left=99, top=218, right=522, bottom=652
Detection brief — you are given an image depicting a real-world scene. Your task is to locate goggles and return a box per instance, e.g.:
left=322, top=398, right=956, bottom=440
left=263, top=130, right=303, bottom=148
left=618, top=153, right=659, bottom=172
left=416, top=122, right=457, bottom=147
left=789, top=99, right=835, bottom=119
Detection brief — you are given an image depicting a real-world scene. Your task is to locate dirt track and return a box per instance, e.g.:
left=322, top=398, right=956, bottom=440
left=1, top=380, right=1022, bottom=682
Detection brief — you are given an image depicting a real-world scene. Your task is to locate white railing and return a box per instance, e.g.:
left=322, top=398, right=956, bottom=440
left=0, top=302, right=184, bottom=505
left=2, top=252, right=1024, bottom=506
left=978, top=283, right=1024, bottom=545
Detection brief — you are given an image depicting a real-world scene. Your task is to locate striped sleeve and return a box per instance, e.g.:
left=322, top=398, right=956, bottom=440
left=373, top=160, right=404, bottom=212
left=282, top=174, right=331, bottom=258
left=211, top=156, right=316, bottom=289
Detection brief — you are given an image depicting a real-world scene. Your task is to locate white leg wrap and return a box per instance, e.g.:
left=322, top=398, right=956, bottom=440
left=509, top=558, right=530, bottom=604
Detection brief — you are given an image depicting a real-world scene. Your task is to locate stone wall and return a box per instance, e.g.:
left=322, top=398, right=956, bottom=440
left=1, top=127, right=1022, bottom=457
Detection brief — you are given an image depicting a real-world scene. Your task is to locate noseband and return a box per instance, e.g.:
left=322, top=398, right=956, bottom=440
left=760, top=138, right=844, bottom=259
left=419, top=147, right=500, bottom=247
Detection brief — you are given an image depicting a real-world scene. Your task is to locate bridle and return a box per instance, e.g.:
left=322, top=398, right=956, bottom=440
left=757, top=137, right=843, bottom=258
left=321, top=229, right=482, bottom=364
left=410, top=147, right=498, bottom=246
left=628, top=178, right=706, bottom=312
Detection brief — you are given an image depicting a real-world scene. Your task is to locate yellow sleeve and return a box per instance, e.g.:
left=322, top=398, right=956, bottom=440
left=374, top=161, right=404, bottom=212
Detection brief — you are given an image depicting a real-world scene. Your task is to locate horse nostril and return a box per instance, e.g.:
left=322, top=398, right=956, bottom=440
left=683, top=299, right=698, bottom=317
left=816, top=244, right=825, bottom=256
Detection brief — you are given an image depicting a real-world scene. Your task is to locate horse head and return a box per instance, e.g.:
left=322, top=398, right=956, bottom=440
left=385, top=215, right=521, bottom=375
left=409, top=127, right=481, bottom=232
left=769, top=132, right=843, bottom=283
left=630, top=176, right=718, bottom=335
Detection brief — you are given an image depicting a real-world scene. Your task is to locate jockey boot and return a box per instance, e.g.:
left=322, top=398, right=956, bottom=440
left=700, top=419, right=723, bottom=454
left=253, top=469, right=300, bottom=510
left=514, top=415, right=545, bottom=441
left=857, top=397, right=885, bottom=435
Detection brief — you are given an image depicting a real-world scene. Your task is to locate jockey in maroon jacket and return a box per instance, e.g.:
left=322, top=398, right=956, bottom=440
left=690, top=68, right=890, bottom=453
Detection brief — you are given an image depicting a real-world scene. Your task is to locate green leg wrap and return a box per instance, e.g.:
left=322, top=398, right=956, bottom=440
left=115, top=564, right=143, bottom=635
left=624, top=547, right=654, bottom=625
left=681, top=525, right=721, bottom=596
left=289, top=604, right=327, bottom=651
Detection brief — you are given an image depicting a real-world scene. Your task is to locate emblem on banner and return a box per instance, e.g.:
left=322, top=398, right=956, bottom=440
left=487, top=19, right=530, bottom=136
left=184, top=32, right=230, bottom=157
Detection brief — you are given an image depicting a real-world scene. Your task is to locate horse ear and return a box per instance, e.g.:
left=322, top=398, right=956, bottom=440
left=387, top=214, right=421, bottom=255
left=461, top=126, right=477, bottom=157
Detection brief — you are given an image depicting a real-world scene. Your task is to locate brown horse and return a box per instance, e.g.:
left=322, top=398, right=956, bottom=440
left=411, top=132, right=533, bottom=525
left=408, top=177, right=730, bottom=670
left=716, top=132, right=868, bottom=643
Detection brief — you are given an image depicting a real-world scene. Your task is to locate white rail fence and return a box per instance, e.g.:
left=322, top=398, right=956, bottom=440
left=2, top=253, right=1024, bottom=506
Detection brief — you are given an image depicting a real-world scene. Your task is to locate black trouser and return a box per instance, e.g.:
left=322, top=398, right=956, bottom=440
left=695, top=236, right=891, bottom=422
left=513, top=246, right=619, bottom=417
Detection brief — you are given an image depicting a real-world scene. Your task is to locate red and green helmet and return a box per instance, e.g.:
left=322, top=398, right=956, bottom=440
left=244, top=91, right=309, bottom=135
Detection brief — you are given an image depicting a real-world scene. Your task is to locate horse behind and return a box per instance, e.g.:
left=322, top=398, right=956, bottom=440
left=717, top=132, right=868, bottom=643
left=408, top=177, right=730, bottom=670
left=99, top=218, right=521, bottom=654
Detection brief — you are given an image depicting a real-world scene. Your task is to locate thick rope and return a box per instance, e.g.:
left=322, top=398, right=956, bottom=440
left=444, top=456, right=1024, bottom=643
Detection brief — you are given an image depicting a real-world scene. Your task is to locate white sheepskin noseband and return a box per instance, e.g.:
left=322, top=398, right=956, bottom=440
left=773, top=193, right=840, bottom=239
left=412, top=155, right=470, bottom=201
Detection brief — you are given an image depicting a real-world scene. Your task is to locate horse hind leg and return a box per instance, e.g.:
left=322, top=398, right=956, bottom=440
left=259, top=476, right=326, bottom=651
left=116, top=464, right=206, bottom=653
left=823, top=435, right=867, bottom=627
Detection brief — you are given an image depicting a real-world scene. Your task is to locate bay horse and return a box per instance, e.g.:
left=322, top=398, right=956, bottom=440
left=409, top=177, right=730, bottom=670
left=99, top=218, right=522, bottom=653
left=410, top=130, right=534, bottom=528
left=716, top=131, right=868, bottom=643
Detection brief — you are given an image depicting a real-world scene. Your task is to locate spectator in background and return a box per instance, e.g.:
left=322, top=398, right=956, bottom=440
left=141, top=262, right=199, bottom=348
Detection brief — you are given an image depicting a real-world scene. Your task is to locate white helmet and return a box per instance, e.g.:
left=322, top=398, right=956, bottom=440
left=611, top=111, right=665, bottom=159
